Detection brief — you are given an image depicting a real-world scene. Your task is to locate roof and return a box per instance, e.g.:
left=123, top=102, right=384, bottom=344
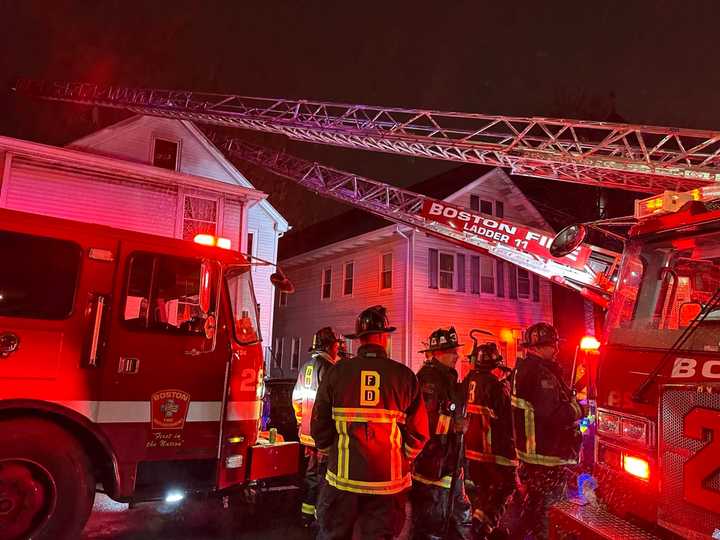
left=280, top=163, right=503, bottom=260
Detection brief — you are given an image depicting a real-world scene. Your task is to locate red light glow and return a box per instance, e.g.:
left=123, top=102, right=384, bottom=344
left=579, top=335, right=601, bottom=351
left=194, top=234, right=215, bottom=246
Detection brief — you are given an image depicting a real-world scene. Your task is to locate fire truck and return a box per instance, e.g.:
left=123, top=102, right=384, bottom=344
left=547, top=187, right=720, bottom=539
left=0, top=208, right=298, bottom=540
left=13, top=79, right=720, bottom=537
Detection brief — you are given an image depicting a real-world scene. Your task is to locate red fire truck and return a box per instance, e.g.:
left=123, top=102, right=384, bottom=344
left=549, top=188, right=720, bottom=539
left=0, top=209, right=299, bottom=540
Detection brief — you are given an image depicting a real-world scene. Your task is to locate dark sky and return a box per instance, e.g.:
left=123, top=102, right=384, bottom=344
left=2, top=1, right=719, bottom=228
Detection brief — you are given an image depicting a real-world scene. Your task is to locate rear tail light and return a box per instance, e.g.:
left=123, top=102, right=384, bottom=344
left=623, top=455, right=650, bottom=481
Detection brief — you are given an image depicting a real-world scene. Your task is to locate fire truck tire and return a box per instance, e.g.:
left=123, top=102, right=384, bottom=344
left=0, top=417, right=96, bottom=540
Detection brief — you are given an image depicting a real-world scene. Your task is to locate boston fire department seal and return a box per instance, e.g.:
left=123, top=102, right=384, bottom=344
left=151, top=389, right=191, bottom=430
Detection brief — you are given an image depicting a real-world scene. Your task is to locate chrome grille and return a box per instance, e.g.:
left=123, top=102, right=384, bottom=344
left=659, top=384, right=720, bottom=539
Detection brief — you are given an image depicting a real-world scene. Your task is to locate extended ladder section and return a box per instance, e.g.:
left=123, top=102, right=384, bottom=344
left=15, top=79, right=720, bottom=193
left=212, top=136, right=618, bottom=299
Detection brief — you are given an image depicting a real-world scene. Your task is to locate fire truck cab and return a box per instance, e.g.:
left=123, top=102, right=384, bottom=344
left=0, top=209, right=298, bottom=540
left=550, top=190, right=720, bottom=539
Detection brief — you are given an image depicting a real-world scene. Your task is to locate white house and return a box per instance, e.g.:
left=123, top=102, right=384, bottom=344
left=0, top=115, right=289, bottom=363
left=273, top=165, right=554, bottom=378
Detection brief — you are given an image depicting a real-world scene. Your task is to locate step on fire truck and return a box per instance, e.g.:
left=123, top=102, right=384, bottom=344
left=548, top=187, right=720, bottom=539
left=0, top=209, right=298, bottom=540
left=13, top=79, right=720, bottom=538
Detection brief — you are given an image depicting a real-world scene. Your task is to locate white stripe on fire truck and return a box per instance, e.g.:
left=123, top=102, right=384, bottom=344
left=49, top=400, right=262, bottom=423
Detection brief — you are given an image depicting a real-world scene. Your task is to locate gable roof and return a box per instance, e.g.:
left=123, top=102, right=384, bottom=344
left=68, top=115, right=289, bottom=232
left=279, top=164, right=550, bottom=261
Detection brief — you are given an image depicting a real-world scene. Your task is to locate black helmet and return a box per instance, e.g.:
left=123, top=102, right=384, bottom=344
left=419, top=327, right=463, bottom=353
left=346, top=305, right=396, bottom=339
left=309, top=327, right=342, bottom=352
left=522, top=323, right=560, bottom=347
left=470, top=342, right=508, bottom=370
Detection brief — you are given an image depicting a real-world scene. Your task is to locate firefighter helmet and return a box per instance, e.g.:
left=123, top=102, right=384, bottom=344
left=471, top=342, right=503, bottom=368
left=522, top=322, right=561, bottom=347
left=346, top=305, right=396, bottom=339
left=309, top=326, right=342, bottom=352
left=419, top=327, right=463, bottom=353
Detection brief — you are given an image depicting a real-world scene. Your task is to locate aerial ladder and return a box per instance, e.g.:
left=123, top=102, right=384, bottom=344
left=14, top=79, right=720, bottom=303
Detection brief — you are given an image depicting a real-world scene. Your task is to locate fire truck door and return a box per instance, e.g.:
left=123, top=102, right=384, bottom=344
left=100, top=247, right=229, bottom=471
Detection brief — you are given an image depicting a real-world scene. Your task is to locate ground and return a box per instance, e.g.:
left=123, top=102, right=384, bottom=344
left=82, top=493, right=312, bottom=540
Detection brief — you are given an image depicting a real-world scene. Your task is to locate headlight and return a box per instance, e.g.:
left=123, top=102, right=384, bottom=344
left=597, top=408, right=653, bottom=447
left=597, top=410, right=621, bottom=435
left=621, top=417, right=648, bottom=444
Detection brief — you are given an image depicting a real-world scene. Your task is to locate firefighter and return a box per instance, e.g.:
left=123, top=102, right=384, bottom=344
left=311, top=305, right=430, bottom=540
left=291, top=327, right=343, bottom=527
left=464, top=341, right=517, bottom=540
left=411, top=327, right=472, bottom=540
left=511, top=323, right=583, bottom=540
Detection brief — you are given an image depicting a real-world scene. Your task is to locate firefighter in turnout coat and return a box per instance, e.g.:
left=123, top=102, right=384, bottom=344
left=311, top=306, right=430, bottom=540
left=411, top=327, right=472, bottom=540
left=464, top=341, right=517, bottom=540
left=292, top=327, right=342, bottom=526
left=512, top=323, right=583, bottom=540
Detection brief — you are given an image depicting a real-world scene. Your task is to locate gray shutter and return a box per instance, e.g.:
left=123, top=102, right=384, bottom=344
left=470, top=255, right=480, bottom=294
left=457, top=254, right=465, bottom=292
left=496, top=260, right=505, bottom=297
left=508, top=264, right=518, bottom=299
left=429, top=248, right=438, bottom=289
left=532, top=273, right=540, bottom=302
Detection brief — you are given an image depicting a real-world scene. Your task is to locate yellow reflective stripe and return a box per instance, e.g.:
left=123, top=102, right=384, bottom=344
left=336, top=420, right=350, bottom=479
left=404, top=443, right=422, bottom=460
left=517, top=450, right=577, bottom=466
left=467, top=404, right=497, bottom=418
left=390, top=419, right=402, bottom=480
left=332, top=407, right=406, bottom=424
left=435, top=413, right=451, bottom=435
left=412, top=473, right=452, bottom=489
left=301, top=502, right=315, bottom=516
left=326, top=470, right=411, bottom=495
left=466, top=449, right=518, bottom=467
left=299, top=433, right=316, bottom=447
left=511, top=395, right=536, bottom=455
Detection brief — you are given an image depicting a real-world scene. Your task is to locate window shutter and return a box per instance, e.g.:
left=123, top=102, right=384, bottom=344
left=508, top=264, right=518, bottom=299
left=457, top=254, right=465, bottom=292
left=470, top=255, right=480, bottom=294
left=532, top=274, right=540, bottom=302
left=496, top=260, right=505, bottom=297
left=429, top=248, right=439, bottom=289
left=495, top=201, right=504, bottom=218
left=470, top=195, right=480, bottom=211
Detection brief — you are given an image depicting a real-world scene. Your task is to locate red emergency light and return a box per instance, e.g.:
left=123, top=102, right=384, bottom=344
left=193, top=233, right=232, bottom=250
left=579, top=336, right=601, bottom=351
left=622, top=455, right=650, bottom=481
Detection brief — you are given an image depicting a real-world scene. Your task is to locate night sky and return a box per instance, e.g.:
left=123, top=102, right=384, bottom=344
left=2, top=1, right=720, bottom=229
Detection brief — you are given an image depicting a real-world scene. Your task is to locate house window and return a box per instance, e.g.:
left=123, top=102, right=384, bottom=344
left=439, top=252, right=454, bottom=290
left=495, top=201, right=505, bottom=218
left=291, top=337, right=301, bottom=369
left=279, top=291, right=288, bottom=306
left=429, top=249, right=439, bottom=289
left=480, top=199, right=493, bottom=215
left=532, top=274, right=540, bottom=302
left=470, top=195, right=480, bottom=211
left=517, top=268, right=531, bottom=299
left=381, top=253, right=392, bottom=289
left=456, top=254, right=466, bottom=292
left=481, top=256, right=495, bottom=294
left=321, top=267, right=332, bottom=299
left=273, top=337, right=284, bottom=368
left=153, top=138, right=179, bottom=171
left=470, top=255, right=480, bottom=294
left=182, top=195, right=218, bottom=241
left=344, top=261, right=354, bottom=296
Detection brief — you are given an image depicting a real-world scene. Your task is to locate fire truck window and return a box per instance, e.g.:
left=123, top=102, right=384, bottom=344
left=124, top=253, right=211, bottom=335
left=0, top=231, right=80, bottom=319
left=226, top=267, right=261, bottom=344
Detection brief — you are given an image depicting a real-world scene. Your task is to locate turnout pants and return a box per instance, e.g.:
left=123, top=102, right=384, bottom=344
left=317, top=484, right=407, bottom=540
left=517, top=463, right=569, bottom=540
left=301, top=447, right=327, bottom=521
left=467, top=463, right=516, bottom=540
left=410, top=470, right=472, bottom=540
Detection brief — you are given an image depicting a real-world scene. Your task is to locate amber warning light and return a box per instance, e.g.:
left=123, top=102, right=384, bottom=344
left=622, top=455, right=650, bottom=481
left=193, top=233, right=232, bottom=250
left=579, top=336, right=601, bottom=351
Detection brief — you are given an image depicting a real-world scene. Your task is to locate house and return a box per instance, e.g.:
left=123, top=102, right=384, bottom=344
left=0, top=115, right=289, bottom=365
left=272, top=165, right=555, bottom=378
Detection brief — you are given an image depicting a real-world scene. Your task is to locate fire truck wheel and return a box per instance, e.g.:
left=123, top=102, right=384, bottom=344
left=0, top=417, right=96, bottom=540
